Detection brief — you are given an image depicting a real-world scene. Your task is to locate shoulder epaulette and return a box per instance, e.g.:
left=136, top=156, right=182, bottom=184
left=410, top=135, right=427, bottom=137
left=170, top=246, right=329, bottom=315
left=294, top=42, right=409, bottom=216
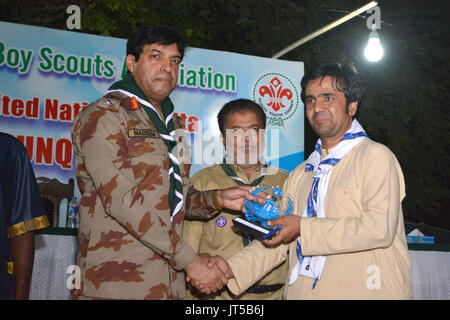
left=100, top=92, right=123, bottom=110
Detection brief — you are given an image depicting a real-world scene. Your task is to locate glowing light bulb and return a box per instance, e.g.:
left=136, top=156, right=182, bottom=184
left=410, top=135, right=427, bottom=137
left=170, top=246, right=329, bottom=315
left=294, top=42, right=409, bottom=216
left=364, top=29, right=384, bottom=62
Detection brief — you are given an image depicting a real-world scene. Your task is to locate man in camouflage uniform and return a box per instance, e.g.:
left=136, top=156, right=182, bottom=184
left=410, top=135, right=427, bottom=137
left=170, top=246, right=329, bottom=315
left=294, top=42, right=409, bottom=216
left=184, top=99, right=289, bottom=299
left=71, top=25, right=253, bottom=300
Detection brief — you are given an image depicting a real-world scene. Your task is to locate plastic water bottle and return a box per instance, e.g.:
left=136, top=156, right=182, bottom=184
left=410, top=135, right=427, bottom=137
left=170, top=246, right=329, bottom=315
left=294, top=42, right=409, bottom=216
left=67, top=196, right=79, bottom=228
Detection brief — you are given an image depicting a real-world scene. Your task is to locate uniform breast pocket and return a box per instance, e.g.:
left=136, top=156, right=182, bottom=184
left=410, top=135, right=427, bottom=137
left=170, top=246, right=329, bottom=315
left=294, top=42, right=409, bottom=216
left=127, top=136, right=167, bottom=157
left=127, top=137, right=167, bottom=185
left=325, top=187, right=363, bottom=218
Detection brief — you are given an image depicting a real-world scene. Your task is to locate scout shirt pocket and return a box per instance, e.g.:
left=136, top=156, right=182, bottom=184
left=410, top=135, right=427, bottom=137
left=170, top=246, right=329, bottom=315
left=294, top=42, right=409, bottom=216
left=126, top=128, right=167, bottom=185
left=324, top=187, right=363, bottom=218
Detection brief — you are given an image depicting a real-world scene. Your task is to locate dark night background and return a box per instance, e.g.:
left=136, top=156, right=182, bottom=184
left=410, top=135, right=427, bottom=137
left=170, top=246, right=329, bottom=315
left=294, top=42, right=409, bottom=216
left=1, top=0, right=449, bottom=232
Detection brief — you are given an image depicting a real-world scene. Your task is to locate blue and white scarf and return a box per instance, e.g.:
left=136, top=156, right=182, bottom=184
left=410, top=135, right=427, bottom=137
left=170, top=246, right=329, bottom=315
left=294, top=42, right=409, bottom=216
left=288, top=119, right=369, bottom=287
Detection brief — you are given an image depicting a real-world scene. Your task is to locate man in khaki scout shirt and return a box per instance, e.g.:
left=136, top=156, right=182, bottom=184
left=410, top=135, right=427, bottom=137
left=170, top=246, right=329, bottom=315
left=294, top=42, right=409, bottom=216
left=183, top=99, right=289, bottom=300
left=197, top=62, right=412, bottom=299
left=71, top=25, right=253, bottom=300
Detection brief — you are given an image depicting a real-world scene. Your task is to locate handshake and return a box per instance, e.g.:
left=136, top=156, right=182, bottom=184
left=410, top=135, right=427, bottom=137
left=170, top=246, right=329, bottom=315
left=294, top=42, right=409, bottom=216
left=182, top=186, right=264, bottom=294
left=184, top=253, right=234, bottom=295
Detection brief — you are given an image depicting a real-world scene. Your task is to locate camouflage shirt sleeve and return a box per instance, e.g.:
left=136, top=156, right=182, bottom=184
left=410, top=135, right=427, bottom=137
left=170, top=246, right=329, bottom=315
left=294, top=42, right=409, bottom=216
left=184, top=187, right=218, bottom=220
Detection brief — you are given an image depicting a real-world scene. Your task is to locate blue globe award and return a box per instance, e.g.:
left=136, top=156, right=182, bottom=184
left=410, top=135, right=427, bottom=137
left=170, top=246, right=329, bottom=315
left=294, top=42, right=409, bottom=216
left=232, top=186, right=294, bottom=240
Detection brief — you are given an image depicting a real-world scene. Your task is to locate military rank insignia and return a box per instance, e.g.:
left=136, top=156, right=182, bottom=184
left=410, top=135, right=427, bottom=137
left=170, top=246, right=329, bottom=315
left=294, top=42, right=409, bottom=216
left=131, top=97, right=140, bottom=110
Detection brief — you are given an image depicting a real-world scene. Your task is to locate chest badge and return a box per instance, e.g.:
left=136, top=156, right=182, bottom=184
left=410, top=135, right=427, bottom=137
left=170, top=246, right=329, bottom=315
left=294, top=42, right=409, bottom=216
left=216, top=216, right=227, bottom=228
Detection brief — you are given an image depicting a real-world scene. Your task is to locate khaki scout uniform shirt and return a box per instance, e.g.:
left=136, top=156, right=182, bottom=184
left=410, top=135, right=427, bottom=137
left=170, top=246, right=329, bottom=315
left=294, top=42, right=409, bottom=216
left=71, top=92, right=216, bottom=300
left=183, top=164, right=289, bottom=299
left=226, top=139, right=412, bottom=299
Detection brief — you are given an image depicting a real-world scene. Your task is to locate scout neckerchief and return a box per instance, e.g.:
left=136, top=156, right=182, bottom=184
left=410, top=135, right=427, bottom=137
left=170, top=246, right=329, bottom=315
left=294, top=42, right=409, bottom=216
left=288, top=119, right=369, bottom=288
left=221, top=158, right=268, bottom=246
left=220, top=159, right=268, bottom=187
left=107, top=73, right=183, bottom=221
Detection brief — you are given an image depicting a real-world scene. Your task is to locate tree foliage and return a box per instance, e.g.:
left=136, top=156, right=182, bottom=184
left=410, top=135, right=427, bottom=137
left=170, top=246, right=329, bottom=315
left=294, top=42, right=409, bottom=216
left=1, top=0, right=449, bottom=228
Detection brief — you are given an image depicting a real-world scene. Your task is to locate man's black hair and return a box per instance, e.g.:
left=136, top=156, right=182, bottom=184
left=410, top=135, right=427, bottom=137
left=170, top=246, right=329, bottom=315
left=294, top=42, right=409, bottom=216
left=301, top=62, right=365, bottom=118
left=217, top=99, right=267, bottom=136
left=126, top=25, right=185, bottom=63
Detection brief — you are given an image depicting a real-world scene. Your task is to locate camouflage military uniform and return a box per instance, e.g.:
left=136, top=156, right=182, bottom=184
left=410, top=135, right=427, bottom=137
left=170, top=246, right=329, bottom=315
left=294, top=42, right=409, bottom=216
left=71, top=91, right=216, bottom=300
left=183, top=164, right=289, bottom=300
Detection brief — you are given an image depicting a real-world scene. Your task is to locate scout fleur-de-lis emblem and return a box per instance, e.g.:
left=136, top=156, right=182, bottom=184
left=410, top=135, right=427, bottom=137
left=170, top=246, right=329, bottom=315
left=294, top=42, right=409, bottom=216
left=258, top=76, right=293, bottom=112
left=253, top=73, right=299, bottom=127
